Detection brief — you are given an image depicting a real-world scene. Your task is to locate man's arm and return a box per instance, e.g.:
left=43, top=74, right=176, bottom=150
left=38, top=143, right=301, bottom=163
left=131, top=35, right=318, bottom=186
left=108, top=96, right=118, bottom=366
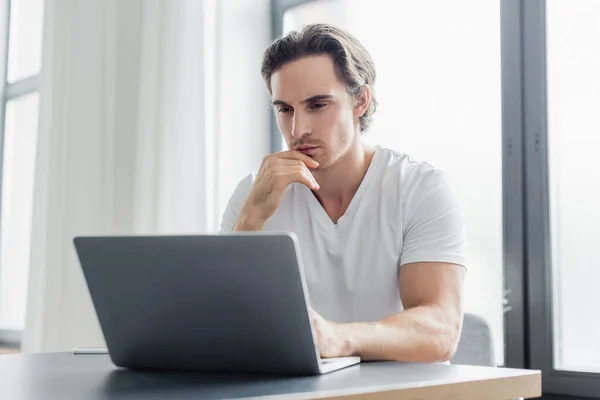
left=220, top=151, right=319, bottom=233
left=311, top=170, right=469, bottom=362
left=312, top=261, right=465, bottom=363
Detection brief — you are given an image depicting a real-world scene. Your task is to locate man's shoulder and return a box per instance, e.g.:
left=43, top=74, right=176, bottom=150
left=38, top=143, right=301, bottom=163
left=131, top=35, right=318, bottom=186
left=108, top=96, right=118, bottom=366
left=235, top=170, right=260, bottom=187
left=376, top=147, right=450, bottom=191
left=228, top=171, right=258, bottom=200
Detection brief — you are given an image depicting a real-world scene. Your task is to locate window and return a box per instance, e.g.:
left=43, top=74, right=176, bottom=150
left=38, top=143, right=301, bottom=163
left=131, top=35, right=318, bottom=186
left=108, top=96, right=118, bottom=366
left=547, top=0, right=600, bottom=375
left=278, top=0, right=505, bottom=366
left=273, top=0, right=600, bottom=397
left=7, top=0, right=44, bottom=83
left=521, top=0, right=600, bottom=397
left=0, top=0, right=45, bottom=342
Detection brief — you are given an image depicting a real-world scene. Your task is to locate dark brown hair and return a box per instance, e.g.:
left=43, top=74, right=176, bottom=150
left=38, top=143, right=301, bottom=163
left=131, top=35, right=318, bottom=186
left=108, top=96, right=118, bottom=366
left=261, top=23, right=377, bottom=133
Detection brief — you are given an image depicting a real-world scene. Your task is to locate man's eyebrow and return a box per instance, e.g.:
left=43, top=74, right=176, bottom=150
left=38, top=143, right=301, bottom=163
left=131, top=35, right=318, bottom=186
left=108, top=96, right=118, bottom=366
left=302, top=94, right=334, bottom=103
left=271, top=94, right=334, bottom=106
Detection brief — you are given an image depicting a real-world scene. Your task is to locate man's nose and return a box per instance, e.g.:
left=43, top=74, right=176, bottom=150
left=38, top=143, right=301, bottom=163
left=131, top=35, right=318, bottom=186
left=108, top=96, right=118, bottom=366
left=291, top=112, right=311, bottom=138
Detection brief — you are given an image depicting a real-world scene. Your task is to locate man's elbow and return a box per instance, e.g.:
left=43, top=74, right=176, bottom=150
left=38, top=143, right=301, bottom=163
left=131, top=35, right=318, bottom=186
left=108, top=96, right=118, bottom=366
left=434, top=317, right=462, bottom=362
left=397, top=323, right=461, bottom=363
left=436, top=338, right=458, bottom=363
left=408, top=334, right=458, bottom=363
left=416, top=307, right=462, bottom=363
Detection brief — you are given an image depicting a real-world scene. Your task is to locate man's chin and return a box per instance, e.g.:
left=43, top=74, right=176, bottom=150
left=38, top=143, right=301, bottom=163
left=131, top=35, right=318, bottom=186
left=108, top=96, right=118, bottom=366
left=312, top=156, right=336, bottom=170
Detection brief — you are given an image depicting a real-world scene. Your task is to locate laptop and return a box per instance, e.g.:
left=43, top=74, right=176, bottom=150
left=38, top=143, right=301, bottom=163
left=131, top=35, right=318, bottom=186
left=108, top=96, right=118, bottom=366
left=73, top=232, right=360, bottom=375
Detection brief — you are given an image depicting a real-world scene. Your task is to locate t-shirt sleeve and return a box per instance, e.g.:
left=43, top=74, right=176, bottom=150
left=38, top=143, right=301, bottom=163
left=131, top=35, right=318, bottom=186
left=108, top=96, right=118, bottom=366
left=218, top=173, right=255, bottom=233
left=399, top=169, right=468, bottom=268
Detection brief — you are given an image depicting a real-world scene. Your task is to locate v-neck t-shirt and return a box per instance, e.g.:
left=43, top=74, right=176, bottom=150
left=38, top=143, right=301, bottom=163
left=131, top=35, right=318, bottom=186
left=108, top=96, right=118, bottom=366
left=219, top=147, right=468, bottom=323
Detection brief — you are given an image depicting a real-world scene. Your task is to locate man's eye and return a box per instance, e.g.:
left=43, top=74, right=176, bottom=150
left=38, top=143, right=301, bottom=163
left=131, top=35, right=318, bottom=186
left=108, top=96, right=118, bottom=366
left=278, top=107, right=292, bottom=113
left=312, top=103, right=327, bottom=109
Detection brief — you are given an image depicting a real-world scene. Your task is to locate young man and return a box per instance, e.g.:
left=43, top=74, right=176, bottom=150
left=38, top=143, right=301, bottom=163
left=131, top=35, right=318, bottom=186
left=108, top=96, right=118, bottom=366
left=220, top=23, right=467, bottom=363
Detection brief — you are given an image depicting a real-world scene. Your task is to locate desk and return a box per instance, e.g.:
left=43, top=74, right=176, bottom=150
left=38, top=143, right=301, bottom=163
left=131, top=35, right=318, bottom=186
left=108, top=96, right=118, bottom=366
left=0, top=352, right=540, bottom=399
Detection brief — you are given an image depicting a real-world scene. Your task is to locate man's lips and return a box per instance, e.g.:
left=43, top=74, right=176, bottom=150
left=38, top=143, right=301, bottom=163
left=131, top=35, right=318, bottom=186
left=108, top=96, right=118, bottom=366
left=296, top=146, right=318, bottom=155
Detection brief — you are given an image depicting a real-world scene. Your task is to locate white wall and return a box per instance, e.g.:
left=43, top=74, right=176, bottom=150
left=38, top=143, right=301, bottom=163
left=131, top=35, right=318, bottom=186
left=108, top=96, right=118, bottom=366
left=20, top=0, right=271, bottom=353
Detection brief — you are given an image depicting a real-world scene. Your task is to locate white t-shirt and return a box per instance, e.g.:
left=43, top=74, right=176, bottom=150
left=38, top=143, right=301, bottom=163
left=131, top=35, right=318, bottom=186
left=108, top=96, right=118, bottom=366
left=220, top=147, right=467, bottom=323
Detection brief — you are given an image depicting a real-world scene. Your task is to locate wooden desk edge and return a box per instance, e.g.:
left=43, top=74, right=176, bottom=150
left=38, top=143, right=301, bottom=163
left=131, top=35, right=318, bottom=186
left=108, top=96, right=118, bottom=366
left=244, top=369, right=542, bottom=400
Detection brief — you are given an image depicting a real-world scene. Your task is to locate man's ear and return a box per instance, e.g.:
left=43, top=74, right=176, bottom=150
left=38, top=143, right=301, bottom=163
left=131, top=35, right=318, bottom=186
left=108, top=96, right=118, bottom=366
left=353, top=86, right=371, bottom=117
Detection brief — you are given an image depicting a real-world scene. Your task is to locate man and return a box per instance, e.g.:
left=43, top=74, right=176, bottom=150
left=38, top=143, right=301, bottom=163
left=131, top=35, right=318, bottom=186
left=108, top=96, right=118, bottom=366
left=220, top=23, right=467, bottom=363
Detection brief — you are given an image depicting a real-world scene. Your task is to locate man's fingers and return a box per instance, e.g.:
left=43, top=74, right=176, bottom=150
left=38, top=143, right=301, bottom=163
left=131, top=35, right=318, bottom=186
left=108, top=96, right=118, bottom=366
left=270, top=159, right=308, bottom=167
left=309, top=309, right=322, bottom=351
left=289, top=169, right=319, bottom=191
left=271, top=150, right=320, bottom=168
left=273, top=166, right=319, bottom=190
left=309, top=308, right=320, bottom=326
left=300, top=164, right=320, bottom=190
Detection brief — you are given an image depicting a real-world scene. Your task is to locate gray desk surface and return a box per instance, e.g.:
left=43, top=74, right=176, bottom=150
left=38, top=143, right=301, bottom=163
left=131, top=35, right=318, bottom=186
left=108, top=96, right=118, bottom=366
left=0, top=352, right=541, bottom=400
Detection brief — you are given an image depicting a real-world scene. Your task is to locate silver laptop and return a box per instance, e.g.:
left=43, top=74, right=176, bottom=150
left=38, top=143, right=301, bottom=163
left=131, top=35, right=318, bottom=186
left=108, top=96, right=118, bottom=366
left=73, top=232, right=360, bottom=375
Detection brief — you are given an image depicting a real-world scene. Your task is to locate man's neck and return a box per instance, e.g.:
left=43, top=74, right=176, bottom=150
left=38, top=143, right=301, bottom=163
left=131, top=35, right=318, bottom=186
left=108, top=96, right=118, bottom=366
left=311, top=141, right=376, bottom=223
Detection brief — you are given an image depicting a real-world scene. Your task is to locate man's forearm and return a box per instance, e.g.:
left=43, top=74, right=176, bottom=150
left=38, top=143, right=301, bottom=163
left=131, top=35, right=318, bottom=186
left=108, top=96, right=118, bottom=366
left=233, top=220, right=263, bottom=231
left=233, top=212, right=265, bottom=231
left=336, top=305, right=461, bottom=363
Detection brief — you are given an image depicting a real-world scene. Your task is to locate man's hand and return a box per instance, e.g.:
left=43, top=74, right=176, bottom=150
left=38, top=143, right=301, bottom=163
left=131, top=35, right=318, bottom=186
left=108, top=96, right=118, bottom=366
left=309, top=308, right=357, bottom=358
left=234, top=151, right=319, bottom=231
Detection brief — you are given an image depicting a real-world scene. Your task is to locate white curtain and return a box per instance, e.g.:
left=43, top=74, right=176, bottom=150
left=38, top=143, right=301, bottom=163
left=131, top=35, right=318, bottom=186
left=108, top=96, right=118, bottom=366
left=21, top=0, right=270, bottom=353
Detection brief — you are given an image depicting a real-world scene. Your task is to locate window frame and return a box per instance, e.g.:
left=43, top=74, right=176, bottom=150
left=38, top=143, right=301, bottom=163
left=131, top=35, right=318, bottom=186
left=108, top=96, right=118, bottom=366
left=270, top=0, right=600, bottom=397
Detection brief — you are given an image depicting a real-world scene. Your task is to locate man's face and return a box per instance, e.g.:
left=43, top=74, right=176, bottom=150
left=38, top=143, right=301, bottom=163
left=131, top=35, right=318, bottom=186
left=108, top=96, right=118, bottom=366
left=270, top=55, right=359, bottom=169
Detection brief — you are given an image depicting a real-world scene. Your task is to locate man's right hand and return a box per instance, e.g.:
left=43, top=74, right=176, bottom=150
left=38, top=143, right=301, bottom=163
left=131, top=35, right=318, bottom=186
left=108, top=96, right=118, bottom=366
left=233, top=151, right=320, bottom=231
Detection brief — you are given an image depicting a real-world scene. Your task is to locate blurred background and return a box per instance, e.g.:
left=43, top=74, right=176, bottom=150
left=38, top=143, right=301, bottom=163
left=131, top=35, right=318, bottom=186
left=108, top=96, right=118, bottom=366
left=0, top=1, right=598, bottom=398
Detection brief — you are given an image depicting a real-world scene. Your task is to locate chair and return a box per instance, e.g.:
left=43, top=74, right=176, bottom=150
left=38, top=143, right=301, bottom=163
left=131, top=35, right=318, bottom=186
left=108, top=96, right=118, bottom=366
left=451, top=312, right=496, bottom=367
left=450, top=314, right=524, bottom=400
